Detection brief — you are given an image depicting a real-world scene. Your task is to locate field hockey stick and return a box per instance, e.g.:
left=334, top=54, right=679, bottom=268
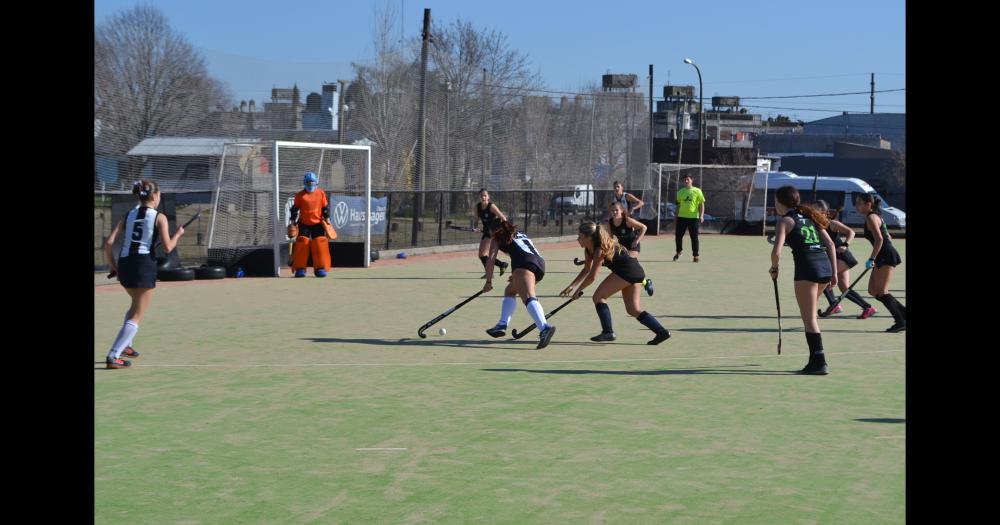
left=573, top=257, right=585, bottom=266
left=819, top=266, right=872, bottom=316
left=772, top=277, right=782, bottom=355
left=446, top=224, right=481, bottom=233
left=108, top=211, right=201, bottom=279
left=417, top=289, right=487, bottom=338
left=511, top=290, right=583, bottom=339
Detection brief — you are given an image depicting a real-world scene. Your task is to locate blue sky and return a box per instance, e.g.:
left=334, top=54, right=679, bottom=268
left=94, top=0, right=905, bottom=122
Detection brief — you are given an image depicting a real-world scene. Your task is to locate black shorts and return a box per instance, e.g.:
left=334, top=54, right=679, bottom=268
left=793, top=252, right=833, bottom=283
left=117, top=254, right=157, bottom=289
left=610, top=257, right=646, bottom=284
left=627, top=242, right=641, bottom=253
left=481, top=223, right=498, bottom=240
left=297, top=222, right=326, bottom=238
left=513, top=262, right=545, bottom=283
left=836, top=248, right=858, bottom=269
left=875, top=246, right=902, bottom=268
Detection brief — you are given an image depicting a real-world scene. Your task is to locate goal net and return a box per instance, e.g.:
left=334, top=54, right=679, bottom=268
left=650, top=163, right=759, bottom=233
left=207, top=141, right=372, bottom=275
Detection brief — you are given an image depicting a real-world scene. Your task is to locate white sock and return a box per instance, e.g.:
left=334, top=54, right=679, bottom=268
left=525, top=298, right=548, bottom=329
left=499, top=296, right=517, bottom=327
left=108, top=320, right=139, bottom=360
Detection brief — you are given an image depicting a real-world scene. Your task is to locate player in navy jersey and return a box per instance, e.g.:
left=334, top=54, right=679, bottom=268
left=770, top=186, right=838, bottom=375
left=610, top=180, right=643, bottom=217
left=561, top=221, right=671, bottom=345
left=855, top=193, right=906, bottom=332
left=102, top=180, right=186, bottom=369
left=473, top=188, right=509, bottom=277
left=812, top=200, right=876, bottom=319
left=482, top=220, right=556, bottom=349
left=608, top=201, right=654, bottom=296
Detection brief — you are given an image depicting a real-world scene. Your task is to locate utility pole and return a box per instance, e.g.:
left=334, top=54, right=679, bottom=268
left=337, top=80, right=347, bottom=144
left=870, top=73, right=875, bottom=114
left=648, top=64, right=654, bottom=164
left=481, top=68, right=488, bottom=188
left=411, top=8, right=430, bottom=246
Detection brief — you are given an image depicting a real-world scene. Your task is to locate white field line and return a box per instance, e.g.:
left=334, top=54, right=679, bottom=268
left=124, top=349, right=903, bottom=368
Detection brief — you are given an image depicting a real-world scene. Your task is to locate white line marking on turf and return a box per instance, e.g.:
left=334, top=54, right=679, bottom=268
left=129, top=349, right=903, bottom=368
left=356, top=448, right=408, bottom=451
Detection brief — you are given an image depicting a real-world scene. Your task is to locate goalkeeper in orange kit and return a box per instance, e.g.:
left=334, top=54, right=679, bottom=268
left=288, top=172, right=337, bottom=277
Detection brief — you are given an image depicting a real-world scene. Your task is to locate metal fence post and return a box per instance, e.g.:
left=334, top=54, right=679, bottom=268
left=559, top=191, right=565, bottom=236
left=438, top=191, right=444, bottom=245
left=385, top=192, right=392, bottom=250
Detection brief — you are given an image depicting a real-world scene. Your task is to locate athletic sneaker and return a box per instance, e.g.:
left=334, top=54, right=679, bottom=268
left=106, top=357, right=132, bottom=369
left=537, top=325, right=556, bottom=349
left=589, top=331, right=616, bottom=342
left=885, top=323, right=906, bottom=333
left=120, top=346, right=140, bottom=359
left=647, top=330, right=671, bottom=345
left=499, top=262, right=507, bottom=276
left=294, top=269, right=306, bottom=278
left=315, top=268, right=328, bottom=277
left=818, top=304, right=843, bottom=317
left=799, top=361, right=829, bottom=375
left=672, top=252, right=681, bottom=262
left=486, top=323, right=507, bottom=338
left=644, top=278, right=654, bottom=297
left=693, top=256, right=700, bottom=263
left=857, top=306, right=877, bottom=319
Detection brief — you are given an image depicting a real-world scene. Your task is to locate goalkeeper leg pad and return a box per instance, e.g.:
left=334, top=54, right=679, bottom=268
left=311, top=235, right=331, bottom=271
left=292, top=236, right=312, bottom=270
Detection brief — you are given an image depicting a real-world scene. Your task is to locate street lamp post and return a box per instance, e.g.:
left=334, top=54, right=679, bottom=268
left=683, top=58, right=704, bottom=187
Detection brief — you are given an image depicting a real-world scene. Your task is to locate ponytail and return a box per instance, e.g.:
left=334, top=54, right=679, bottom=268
left=132, top=179, right=157, bottom=202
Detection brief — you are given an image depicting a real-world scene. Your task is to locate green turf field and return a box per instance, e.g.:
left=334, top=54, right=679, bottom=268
left=95, top=234, right=905, bottom=524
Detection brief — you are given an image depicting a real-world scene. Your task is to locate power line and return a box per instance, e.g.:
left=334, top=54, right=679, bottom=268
left=705, top=73, right=875, bottom=85
left=741, top=88, right=905, bottom=100
left=742, top=104, right=906, bottom=116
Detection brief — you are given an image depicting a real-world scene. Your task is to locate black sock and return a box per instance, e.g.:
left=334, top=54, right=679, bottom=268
left=876, top=294, right=904, bottom=324
left=823, top=288, right=836, bottom=305
left=844, top=290, right=870, bottom=309
left=595, top=303, right=614, bottom=333
left=479, top=256, right=489, bottom=269
left=498, top=259, right=508, bottom=269
left=805, top=331, right=825, bottom=359
left=885, top=294, right=906, bottom=322
left=636, top=311, right=668, bottom=335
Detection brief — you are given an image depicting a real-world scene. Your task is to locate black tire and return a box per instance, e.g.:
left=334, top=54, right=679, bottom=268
left=194, top=266, right=226, bottom=280
left=158, top=268, right=195, bottom=281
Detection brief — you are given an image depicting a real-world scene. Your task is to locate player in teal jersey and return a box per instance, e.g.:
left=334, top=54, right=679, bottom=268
left=770, top=186, right=838, bottom=375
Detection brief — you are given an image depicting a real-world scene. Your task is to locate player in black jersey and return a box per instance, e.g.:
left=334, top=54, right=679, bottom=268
left=854, top=193, right=905, bottom=333
left=608, top=202, right=654, bottom=296
left=102, top=180, right=186, bottom=369
left=473, top=188, right=509, bottom=278
left=813, top=200, right=876, bottom=319
left=560, top=221, right=671, bottom=345
left=770, top=186, right=838, bottom=375
left=482, top=220, right=556, bottom=349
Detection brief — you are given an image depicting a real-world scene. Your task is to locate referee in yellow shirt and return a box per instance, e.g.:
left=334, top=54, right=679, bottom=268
left=673, top=174, right=706, bottom=262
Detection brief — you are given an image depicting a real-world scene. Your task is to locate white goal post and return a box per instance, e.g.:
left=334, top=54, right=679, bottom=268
left=207, top=140, right=372, bottom=276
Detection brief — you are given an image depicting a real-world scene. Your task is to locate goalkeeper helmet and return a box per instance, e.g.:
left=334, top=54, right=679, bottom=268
left=303, top=172, right=318, bottom=193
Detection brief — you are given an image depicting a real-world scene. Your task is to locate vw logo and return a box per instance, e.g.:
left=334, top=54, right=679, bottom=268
left=333, top=201, right=350, bottom=229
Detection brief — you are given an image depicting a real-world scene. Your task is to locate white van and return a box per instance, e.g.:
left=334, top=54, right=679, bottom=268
left=551, top=184, right=595, bottom=212
left=746, top=171, right=905, bottom=228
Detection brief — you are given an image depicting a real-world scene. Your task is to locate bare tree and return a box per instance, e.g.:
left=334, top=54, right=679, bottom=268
left=429, top=18, right=543, bottom=190
left=94, top=4, right=231, bottom=159
left=347, top=2, right=420, bottom=191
